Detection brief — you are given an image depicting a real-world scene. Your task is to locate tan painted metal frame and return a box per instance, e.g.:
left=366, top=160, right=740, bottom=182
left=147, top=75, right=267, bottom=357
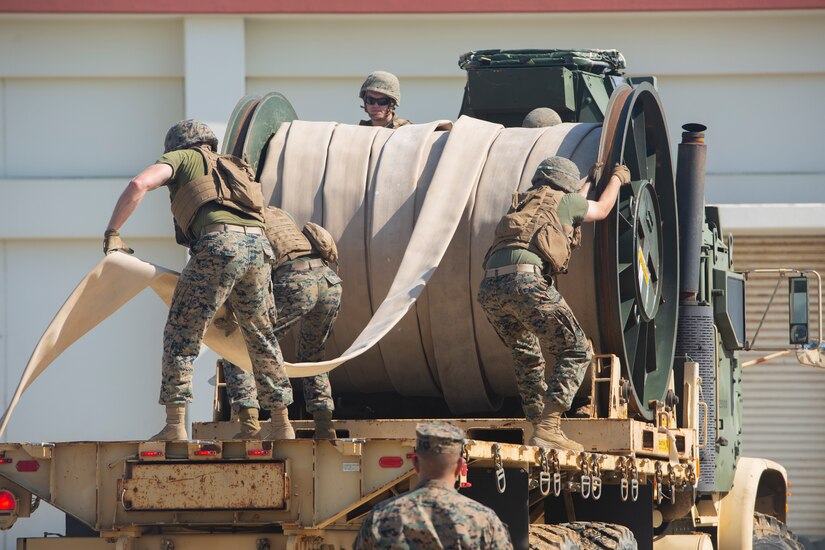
left=0, top=351, right=700, bottom=547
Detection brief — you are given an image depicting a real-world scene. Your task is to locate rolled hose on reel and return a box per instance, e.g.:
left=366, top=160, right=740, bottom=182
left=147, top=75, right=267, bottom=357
left=249, top=83, right=678, bottom=419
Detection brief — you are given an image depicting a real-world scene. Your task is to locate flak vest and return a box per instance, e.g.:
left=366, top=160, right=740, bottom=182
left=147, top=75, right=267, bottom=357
left=169, top=146, right=265, bottom=246
left=262, top=206, right=341, bottom=268
left=485, top=185, right=582, bottom=275
left=263, top=207, right=314, bottom=264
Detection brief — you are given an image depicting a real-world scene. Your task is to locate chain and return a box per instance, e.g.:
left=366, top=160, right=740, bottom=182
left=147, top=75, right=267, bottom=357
left=654, top=462, right=664, bottom=504
left=629, top=458, right=639, bottom=502
left=590, top=454, right=602, bottom=500
left=492, top=444, right=506, bottom=494
left=578, top=452, right=592, bottom=499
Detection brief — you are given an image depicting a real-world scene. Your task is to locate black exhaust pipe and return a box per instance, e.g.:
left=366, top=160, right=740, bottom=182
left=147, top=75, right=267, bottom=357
left=675, top=123, right=708, bottom=302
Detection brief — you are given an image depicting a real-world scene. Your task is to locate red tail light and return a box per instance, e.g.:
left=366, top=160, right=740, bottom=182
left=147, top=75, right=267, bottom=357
left=0, top=459, right=12, bottom=464
left=15, top=461, right=39, bottom=473
left=247, top=449, right=268, bottom=456
left=140, top=451, right=164, bottom=458
left=0, top=491, right=16, bottom=511
left=378, top=456, right=404, bottom=468
left=194, top=450, right=217, bottom=457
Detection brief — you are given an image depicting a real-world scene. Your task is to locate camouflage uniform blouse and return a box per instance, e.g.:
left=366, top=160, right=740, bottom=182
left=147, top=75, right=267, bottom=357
left=358, top=115, right=411, bottom=129
left=354, top=480, right=513, bottom=549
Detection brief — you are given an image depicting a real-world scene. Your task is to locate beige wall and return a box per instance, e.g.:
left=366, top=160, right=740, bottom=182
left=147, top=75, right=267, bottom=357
left=0, top=9, right=823, bottom=545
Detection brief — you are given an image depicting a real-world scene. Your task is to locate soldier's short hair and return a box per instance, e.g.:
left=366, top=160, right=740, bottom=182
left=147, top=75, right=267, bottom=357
left=415, top=421, right=465, bottom=455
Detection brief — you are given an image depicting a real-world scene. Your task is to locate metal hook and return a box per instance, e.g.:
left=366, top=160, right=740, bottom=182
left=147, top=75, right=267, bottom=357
left=538, top=447, right=551, bottom=496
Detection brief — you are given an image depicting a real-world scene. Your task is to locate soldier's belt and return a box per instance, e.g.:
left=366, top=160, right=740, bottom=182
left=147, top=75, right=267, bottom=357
left=276, top=258, right=325, bottom=272
left=201, top=224, right=264, bottom=236
left=484, top=264, right=542, bottom=278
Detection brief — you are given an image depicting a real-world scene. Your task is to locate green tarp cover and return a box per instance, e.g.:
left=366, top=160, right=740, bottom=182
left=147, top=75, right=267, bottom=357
left=459, top=49, right=626, bottom=75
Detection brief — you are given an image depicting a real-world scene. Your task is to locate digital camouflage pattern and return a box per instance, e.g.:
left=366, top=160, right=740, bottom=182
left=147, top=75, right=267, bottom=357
left=531, top=156, right=583, bottom=193
left=416, top=421, right=465, bottom=455
left=161, top=231, right=292, bottom=410
left=354, top=480, right=513, bottom=549
left=164, top=119, right=219, bottom=154
left=358, top=115, right=411, bottom=129
left=522, top=107, right=562, bottom=128
left=224, top=262, right=342, bottom=413
left=477, top=272, right=592, bottom=421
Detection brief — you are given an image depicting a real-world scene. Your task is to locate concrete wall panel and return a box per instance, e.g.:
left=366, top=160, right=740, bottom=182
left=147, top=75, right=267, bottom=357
left=658, top=74, right=825, bottom=174
left=4, top=78, right=183, bottom=177
left=0, top=81, right=4, bottom=177
left=0, top=178, right=173, bottom=240
left=246, top=12, right=825, bottom=77
left=0, top=18, right=183, bottom=77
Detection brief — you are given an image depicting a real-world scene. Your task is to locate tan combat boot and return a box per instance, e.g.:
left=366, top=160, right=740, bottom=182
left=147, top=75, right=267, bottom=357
left=267, top=407, right=296, bottom=440
left=149, top=405, right=188, bottom=441
left=233, top=407, right=262, bottom=440
left=528, top=400, right=584, bottom=452
left=312, top=410, right=336, bottom=440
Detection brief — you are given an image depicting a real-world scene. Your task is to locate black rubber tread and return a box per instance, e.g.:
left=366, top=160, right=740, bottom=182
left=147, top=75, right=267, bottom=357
left=753, top=513, right=805, bottom=550
left=529, top=524, right=583, bottom=550
left=560, top=522, right=638, bottom=550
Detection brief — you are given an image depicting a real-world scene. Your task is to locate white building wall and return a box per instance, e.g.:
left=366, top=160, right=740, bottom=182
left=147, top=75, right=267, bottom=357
left=0, top=9, right=823, bottom=546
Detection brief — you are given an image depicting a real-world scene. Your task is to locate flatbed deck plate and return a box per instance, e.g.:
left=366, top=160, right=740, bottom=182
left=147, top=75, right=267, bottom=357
left=118, top=461, right=286, bottom=511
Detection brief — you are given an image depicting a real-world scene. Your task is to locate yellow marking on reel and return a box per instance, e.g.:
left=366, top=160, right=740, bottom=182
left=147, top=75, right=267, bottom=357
left=638, top=247, right=650, bottom=285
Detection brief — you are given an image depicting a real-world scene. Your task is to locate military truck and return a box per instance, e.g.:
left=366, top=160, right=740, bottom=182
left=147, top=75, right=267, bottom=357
left=0, top=49, right=816, bottom=550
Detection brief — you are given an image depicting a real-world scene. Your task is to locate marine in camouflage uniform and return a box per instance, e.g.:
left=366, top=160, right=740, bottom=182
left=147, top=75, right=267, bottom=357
left=354, top=421, right=513, bottom=549
left=477, top=275, right=590, bottom=422
left=358, top=70, right=411, bottom=128
left=223, top=256, right=342, bottom=438
left=223, top=206, right=341, bottom=439
left=103, top=119, right=293, bottom=441
left=477, top=157, right=630, bottom=451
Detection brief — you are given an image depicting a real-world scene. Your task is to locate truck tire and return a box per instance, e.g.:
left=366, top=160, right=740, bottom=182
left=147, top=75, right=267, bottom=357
left=560, top=522, right=638, bottom=549
left=753, top=513, right=804, bottom=550
left=529, top=524, right=582, bottom=549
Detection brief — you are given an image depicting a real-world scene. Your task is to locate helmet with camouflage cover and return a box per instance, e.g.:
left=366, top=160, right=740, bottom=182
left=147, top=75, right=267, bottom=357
left=164, top=119, right=219, bottom=153
left=531, top=156, right=583, bottom=193
left=522, top=107, right=562, bottom=128
left=359, top=71, right=401, bottom=106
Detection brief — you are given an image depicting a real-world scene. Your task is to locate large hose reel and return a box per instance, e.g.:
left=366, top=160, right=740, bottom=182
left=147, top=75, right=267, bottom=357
left=231, top=84, right=678, bottom=420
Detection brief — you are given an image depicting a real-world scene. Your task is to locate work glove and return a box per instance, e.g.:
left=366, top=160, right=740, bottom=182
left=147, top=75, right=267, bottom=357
left=103, top=229, right=134, bottom=256
left=612, top=163, right=632, bottom=186
left=213, top=303, right=239, bottom=336
left=586, top=161, right=604, bottom=185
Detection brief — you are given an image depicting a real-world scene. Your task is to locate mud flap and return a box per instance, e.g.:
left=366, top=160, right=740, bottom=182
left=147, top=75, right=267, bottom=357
left=463, top=466, right=529, bottom=550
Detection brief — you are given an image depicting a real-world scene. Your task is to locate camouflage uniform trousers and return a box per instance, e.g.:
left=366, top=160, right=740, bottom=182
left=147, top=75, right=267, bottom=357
left=477, top=272, right=592, bottom=422
left=224, top=261, right=342, bottom=414
left=161, top=231, right=292, bottom=410
left=354, top=480, right=513, bottom=549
